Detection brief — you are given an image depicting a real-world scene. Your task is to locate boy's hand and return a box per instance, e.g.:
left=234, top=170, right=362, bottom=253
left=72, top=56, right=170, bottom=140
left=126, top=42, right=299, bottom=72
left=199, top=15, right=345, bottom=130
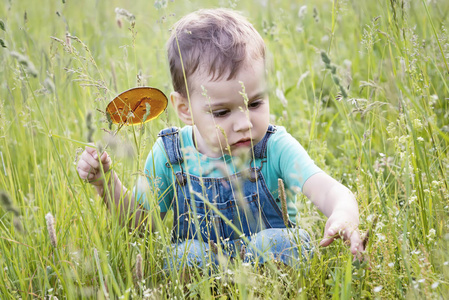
left=76, top=146, right=112, bottom=187
left=303, top=172, right=365, bottom=258
left=319, top=209, right=364, bottom=257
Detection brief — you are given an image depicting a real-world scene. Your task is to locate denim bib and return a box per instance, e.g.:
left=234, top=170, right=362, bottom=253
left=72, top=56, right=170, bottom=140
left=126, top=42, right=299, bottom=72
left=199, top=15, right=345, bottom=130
left=158, top=125, right=294, bottom=245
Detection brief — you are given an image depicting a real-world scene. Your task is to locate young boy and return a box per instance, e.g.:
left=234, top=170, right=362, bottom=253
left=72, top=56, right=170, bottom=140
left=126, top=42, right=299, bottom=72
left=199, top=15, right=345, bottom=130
left=77, top=8, right=363, bottom=269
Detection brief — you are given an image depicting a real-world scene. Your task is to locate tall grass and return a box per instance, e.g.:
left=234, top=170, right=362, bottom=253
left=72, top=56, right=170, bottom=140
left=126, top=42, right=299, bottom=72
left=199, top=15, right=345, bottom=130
left=0, top=0, right=448, bottom=298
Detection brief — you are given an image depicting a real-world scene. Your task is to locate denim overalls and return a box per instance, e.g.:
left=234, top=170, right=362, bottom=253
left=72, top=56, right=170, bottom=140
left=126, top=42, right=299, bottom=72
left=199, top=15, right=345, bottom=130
left=159, top=125, right=312, bottom=269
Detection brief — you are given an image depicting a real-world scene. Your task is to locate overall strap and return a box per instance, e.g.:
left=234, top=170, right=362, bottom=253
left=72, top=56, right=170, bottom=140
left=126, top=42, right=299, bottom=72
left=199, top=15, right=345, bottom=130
left=252, top=124, right=277, bottom=159
left=158, top=127, right=184, bottom=165
left=159, top=125, right=276, bottom=164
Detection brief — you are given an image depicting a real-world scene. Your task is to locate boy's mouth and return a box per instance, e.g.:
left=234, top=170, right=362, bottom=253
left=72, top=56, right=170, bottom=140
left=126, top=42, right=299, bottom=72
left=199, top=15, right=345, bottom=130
left=232, top=138, right=252, bottom=148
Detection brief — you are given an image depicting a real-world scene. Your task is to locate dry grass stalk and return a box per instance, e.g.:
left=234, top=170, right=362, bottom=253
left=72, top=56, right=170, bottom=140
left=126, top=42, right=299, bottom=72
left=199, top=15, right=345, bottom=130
left=239, top=244, right=246, bottom=260
left=209, top=240, right=218, bottom=255
left=278, top=179, right=289, bottom=227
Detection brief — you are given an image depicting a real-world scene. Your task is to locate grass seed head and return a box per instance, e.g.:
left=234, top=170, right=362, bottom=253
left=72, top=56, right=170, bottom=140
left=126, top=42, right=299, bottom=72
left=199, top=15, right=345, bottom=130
left=0, top=191, right=13, bottom=210
left=10, top=51, right=38, bottom=77
left=86, top=111, right=95, bottom=143
left=135, top=253, right=143, bottom=282
left=13, top=217, right=24, bottom=233
left=43, top=77, right=55, bottom=94
left=320, top=51, right=331, bottom=65
left=45, top=212, right=57, bottom=248
left=278, top=178, right=289, bottom=227
left=65, top=31, right=71, bottom=47
left=115, top=7, right=135, bottom=24
left=209, top=240, right=219, bottom=255
left=0, top=191, right=20, bottom=216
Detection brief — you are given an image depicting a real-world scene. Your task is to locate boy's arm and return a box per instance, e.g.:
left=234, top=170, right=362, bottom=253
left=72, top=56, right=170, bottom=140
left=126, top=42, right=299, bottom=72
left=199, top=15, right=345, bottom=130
left=77, top=146, right=163, bottom=229
left=101, top=175, right=166, bottom=230
left=302, top=172, right=364, bottom=256
left=97, top=169, right=145, bottom=228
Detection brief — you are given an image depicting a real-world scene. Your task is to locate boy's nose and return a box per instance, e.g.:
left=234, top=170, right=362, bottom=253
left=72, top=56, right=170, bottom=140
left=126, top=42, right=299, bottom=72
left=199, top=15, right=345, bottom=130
left=233, top=112, right=253, bottom=132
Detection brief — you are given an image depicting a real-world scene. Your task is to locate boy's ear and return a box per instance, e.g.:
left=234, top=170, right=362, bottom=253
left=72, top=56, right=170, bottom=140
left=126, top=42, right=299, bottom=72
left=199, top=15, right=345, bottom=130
left=170, top=92, right=193, bottom=125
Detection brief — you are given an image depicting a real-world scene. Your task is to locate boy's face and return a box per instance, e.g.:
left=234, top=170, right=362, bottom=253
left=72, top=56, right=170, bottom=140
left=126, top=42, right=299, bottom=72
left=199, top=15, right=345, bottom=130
left=179, top=58, right=269, bottom=158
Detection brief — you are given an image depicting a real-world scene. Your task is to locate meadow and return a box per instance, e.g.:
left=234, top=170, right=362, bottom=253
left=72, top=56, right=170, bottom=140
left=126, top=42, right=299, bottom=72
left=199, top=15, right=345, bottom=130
left=1, top=0, right=448, bottom=298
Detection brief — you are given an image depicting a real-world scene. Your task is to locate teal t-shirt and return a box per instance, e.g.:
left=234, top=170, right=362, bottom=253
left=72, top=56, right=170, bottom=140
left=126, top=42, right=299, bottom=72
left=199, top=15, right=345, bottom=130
left=135, top=125, right=322, bottom=222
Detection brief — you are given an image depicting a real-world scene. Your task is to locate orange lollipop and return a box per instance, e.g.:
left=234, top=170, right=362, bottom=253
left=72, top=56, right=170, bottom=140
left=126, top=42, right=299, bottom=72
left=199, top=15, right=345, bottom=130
left=106, top=87, right=168, bottom=125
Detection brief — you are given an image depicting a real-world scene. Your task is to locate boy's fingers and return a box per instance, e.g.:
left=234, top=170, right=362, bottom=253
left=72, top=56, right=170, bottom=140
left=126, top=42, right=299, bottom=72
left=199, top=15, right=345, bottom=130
left=79, top=146, right=110, bottom=167
left=84, top=145, right=99, bottom=158
left=349, top=229, right=364, bottom=255
left=100, top=151, right=111, bottom=165
left=80, top=151, right=101, bottom=169
left=320, top=227, right=339, bottom=247
left=319, top=222, right=364, bottom=256
left=77, top=167, right=97, bottom=181
left=77, top=148, right=112, bottom=184
left=77, top=159, right=95, bottom=175
left=319, top=236, right=335, bottom=247
left=100, top=151, right=108, bottom=161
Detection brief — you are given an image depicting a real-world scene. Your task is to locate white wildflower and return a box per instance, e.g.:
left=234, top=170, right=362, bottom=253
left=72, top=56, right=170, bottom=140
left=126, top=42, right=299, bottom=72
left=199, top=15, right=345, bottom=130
left=412, top=118, right=423, bottom=130
left=374, top=286, right=383, bottom=292
left=298, top=5, right=307, bottom=18
left=376, top=233, right=386, bottom=241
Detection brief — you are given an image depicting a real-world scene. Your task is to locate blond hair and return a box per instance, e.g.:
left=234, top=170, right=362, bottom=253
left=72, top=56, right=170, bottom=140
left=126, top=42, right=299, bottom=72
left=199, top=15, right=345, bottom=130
left=167, top=8, right=265, bottom=97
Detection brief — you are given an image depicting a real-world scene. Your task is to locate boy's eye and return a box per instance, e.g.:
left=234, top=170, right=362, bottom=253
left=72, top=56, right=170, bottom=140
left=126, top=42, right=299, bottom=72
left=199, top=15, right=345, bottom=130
left=248, top=100, right=262, bottom=108
left=212, top=109, right=229, bottom=118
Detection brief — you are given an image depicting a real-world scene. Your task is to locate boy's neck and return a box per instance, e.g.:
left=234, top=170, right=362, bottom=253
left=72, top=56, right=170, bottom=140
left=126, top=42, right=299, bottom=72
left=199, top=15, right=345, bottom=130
left=190, top=125, right=218, bottom=158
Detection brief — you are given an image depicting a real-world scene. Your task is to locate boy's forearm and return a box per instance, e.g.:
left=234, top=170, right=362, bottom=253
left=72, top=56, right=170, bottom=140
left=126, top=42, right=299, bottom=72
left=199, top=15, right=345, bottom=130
left=94, top=172, right=137, bottom=224
left=94, top=171, right=121, bottom=206
left=94, top=171, right=158, bottom=230
left=305, top=173, right=359, bottom=219
left=323, top=183, right=359, bottom=220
